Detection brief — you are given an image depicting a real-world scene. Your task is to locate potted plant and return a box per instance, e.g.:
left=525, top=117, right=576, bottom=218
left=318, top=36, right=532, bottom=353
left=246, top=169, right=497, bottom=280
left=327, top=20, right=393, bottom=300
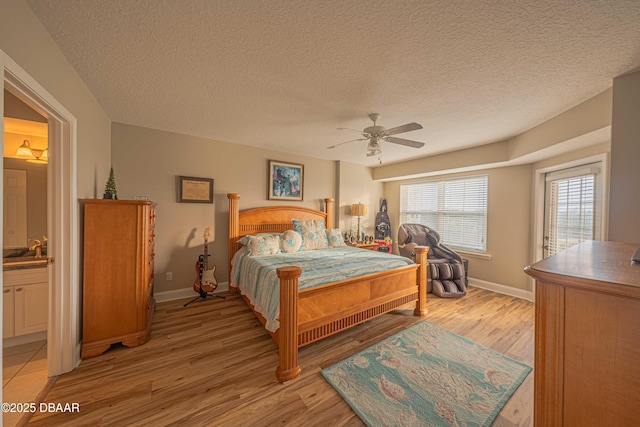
left=103, top=166, right=118, bottom=199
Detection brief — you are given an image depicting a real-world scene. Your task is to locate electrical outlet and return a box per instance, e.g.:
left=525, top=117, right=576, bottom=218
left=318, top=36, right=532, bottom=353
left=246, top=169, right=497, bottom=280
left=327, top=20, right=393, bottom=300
left=165, top=272, right=172, bottom=281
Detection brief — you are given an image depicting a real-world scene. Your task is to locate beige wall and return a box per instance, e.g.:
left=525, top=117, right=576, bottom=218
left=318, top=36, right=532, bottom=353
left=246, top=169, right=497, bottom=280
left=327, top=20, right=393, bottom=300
left=111, top=123, right=337, bottom=293
left=609, top=70, right=640, bottom=242
left=1, top=0, right=112, bottom=199
left=336, top=161, right=384, bottom=238
left=384, top=165, right=533, bottom=291
left=1, top=0, right=112, bottom=354
left=376, top=89, right=614, bottom=293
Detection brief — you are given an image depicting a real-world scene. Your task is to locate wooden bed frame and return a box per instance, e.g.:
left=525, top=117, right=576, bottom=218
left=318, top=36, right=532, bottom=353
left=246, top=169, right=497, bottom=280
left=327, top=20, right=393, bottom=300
left=227, top=193, right=429, bottom=382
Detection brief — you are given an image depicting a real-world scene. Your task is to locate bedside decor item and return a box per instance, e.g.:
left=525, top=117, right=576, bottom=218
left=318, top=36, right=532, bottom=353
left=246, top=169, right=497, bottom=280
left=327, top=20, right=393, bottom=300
left=351, top=203, right=368, bottom=243
left=268, top=160, right=303, bottom=201
left=322, top=321, right=531, bottom=427
left=178, top=176, right=214, bottom=203
left=375, top=198, right=391, bottom=240
left=103, top=166, right=118, bottom=199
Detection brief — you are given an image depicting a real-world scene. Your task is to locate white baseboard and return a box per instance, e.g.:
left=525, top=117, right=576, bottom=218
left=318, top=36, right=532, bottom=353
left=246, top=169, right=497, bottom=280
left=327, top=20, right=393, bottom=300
left=154, top=282, right=229, bottom=303
left=468, top=277, right=534, bottom=302
left=3, top=331, right=47, bottom=348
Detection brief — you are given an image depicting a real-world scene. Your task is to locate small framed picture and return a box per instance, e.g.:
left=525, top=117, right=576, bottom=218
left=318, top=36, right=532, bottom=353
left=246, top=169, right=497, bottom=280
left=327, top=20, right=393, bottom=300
left=268, top=160, right=304, bottom=201
left=178, top=176, right=214, bottom=203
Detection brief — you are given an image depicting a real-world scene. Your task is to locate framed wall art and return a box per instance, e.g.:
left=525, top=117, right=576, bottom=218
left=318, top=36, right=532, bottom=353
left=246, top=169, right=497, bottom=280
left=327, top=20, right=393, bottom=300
left=268, top=160, right=304, bottom=201
left=178, top=176, right=214, bottom=203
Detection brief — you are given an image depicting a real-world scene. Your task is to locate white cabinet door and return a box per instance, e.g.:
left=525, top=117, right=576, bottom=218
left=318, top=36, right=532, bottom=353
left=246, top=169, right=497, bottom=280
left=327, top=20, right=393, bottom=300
left=14, top=282, right=48, bottom=335
left=3, top=287, right=15, bottom=338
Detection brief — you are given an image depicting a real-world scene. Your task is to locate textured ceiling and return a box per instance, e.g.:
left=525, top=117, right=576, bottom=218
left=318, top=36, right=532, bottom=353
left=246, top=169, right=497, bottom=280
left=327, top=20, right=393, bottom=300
left=26, top=0, right=640, bottom=166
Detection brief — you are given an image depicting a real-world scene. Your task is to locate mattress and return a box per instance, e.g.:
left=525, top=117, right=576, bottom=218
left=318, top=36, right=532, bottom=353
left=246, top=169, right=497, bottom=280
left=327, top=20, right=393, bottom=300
left=230, top=245, right=414, bottom=331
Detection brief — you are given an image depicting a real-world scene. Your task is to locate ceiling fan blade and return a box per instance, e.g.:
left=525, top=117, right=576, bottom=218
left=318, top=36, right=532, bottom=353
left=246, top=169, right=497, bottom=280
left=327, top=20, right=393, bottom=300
left=385, top=136, right=425, bottom=149
left=337, top=127, right=367, bottom=135
left=382, top=122, right=423, bottom=136
left=327, top=138, right=366, bottom=149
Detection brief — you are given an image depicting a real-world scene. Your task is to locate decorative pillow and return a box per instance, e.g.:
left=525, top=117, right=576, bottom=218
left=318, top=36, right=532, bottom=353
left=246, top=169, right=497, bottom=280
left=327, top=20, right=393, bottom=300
left=241, top=234, right=281, bottom=256
left=292, top=219, right=328, bottom=250
left=280, top=230, right=303, bottom=253
left=325, top=228, right=346, bottom=247
left=237, top=232, right=278, bottom=246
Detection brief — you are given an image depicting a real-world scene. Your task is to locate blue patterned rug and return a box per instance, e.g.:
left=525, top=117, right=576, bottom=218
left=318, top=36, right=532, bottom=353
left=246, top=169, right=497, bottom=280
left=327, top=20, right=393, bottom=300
left=321, top=321, right=531, bottom=427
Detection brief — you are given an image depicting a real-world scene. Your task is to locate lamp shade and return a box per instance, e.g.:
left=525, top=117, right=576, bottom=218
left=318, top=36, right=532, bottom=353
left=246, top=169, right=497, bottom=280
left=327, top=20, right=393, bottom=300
left=351, top=203, right=368, bottom=217
left=16, top=140, right=33, bottom=158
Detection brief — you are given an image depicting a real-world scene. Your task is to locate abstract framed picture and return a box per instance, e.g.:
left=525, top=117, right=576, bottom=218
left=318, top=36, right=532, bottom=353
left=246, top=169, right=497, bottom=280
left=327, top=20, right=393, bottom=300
left=268, top=160, right=304, bottom=201
left=178, top=176, right=214, bottom=203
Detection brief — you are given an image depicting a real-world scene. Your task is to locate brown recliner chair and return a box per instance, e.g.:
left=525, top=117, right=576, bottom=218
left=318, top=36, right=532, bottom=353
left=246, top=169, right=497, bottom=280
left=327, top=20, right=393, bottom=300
left=398, top=223, right=467, bottom=298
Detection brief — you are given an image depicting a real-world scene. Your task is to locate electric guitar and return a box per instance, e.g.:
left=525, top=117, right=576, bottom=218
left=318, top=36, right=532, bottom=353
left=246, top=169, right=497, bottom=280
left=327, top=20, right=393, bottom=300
left=194, top=227, right=218, bottom=294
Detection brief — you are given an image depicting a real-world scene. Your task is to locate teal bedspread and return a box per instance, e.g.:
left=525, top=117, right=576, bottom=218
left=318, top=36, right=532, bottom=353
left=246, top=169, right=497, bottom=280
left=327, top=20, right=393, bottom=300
left=230, top=246, right=414, bottom=332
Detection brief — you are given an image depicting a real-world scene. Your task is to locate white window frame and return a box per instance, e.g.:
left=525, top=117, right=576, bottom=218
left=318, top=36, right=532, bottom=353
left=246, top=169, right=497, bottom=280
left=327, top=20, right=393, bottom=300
left=400, top=175, right=488, bottom=253
left=532, top=153, right=609, bottom=264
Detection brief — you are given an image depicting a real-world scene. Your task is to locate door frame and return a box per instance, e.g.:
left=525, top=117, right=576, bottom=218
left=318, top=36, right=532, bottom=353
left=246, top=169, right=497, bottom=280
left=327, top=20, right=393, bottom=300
left=1, top=49, right=80, bottom=376
left=532, top=153, right=609, bottom=264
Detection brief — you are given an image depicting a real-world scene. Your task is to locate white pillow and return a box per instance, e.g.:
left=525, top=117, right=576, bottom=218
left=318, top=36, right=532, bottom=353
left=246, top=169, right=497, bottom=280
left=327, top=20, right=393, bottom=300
left=237, top=232, right=278, bottom=246
left=293, top=219, right=328, bottom=250
left=241, top=234, right=281, bottom=256
left=280, top=230, right=303, bottom=253
left=325, top=228, right=346, bottom=247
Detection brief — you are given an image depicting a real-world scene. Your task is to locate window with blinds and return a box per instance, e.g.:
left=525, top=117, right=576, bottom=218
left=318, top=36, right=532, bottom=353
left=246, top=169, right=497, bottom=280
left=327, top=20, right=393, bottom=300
left=400, top=175, right=488, bottom=252
left=544, top=164, right=599, bottom=257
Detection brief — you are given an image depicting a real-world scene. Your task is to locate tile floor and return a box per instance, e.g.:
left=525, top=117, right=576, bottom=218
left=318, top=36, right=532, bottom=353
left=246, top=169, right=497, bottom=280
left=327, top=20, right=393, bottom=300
left=3, top=340, right=48, bottom=427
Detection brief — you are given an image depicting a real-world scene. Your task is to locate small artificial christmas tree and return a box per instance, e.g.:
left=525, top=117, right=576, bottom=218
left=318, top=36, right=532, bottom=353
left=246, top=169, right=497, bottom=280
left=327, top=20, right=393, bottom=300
left=103, top=166, right=118, bottom=199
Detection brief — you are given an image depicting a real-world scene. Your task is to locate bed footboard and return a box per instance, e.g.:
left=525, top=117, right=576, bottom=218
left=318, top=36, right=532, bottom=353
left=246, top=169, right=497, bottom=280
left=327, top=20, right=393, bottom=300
left=275, top=246, right=428, bottom=383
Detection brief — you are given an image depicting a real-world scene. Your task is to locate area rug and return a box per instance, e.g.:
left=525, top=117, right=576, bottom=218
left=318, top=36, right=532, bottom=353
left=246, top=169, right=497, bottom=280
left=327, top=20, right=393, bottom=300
left=321, top=321, right=531, bottom=427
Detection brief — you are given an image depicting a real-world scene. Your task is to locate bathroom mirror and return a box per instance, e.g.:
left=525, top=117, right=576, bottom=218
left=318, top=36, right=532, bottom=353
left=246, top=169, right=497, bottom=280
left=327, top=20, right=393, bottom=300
left=3, top=158, right=47, bottom=251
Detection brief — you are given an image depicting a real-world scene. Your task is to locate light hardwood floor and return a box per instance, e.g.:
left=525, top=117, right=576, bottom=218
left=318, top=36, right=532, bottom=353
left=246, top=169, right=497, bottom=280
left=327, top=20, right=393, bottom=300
left=27, top=286, right=534, bottom=426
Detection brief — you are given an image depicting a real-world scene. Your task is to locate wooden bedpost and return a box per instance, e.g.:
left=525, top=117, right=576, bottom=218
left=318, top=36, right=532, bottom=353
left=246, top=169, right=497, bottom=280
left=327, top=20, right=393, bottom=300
left=414, top=246, right=429, bottom=316
left=324, top=198, right=334, bottom=228
left=228, top=193, right=240, bottom=291
left=275, top=266, right=302, bottom=382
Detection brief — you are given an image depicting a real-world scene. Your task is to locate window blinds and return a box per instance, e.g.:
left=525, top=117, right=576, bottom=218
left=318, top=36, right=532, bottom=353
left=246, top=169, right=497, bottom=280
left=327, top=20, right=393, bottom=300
left=545, top=169, right=597, bottom=257
left=400, top=175, right=488, bottom=252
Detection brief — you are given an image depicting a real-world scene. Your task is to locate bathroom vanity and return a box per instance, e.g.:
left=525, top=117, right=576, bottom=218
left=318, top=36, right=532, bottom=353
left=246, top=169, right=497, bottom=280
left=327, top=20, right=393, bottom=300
left=3, top=264, right=48, bottom=339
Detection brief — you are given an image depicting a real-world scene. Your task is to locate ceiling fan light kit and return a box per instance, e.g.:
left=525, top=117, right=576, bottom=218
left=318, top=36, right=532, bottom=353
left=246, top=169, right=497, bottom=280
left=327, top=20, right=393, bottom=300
left=330, top=113, right=426, bottom=163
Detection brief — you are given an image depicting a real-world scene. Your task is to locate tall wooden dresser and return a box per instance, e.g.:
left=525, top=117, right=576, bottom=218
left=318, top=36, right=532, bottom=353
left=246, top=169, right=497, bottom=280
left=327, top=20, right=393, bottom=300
left=81, top=199, right=156, bottom=358
left=525, top=241, right=640, bottom=427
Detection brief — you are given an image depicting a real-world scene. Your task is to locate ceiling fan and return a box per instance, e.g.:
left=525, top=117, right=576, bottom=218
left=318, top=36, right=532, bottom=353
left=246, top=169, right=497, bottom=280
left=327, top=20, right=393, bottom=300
left=328, top=113, right=425, bottom=159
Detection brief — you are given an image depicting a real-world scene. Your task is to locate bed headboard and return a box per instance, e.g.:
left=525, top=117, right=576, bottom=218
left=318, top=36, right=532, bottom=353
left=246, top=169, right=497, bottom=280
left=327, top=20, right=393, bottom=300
left=227, top=193, right=334, bottom=281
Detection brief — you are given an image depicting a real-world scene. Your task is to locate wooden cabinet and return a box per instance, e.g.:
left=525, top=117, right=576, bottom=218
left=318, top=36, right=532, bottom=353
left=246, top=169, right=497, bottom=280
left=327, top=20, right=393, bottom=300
left=525, top=241, right=640, bottom=427
left=3, top=267, right=48, bottom=338
left=81, top=199, right=156, bottom=358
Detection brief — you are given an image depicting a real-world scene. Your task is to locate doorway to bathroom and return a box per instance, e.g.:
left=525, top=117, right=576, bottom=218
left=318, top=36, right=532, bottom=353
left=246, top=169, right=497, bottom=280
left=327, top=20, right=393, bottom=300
left=1, top=50, right=80, bottom=388
left=3, top=95, right=50, bottom=418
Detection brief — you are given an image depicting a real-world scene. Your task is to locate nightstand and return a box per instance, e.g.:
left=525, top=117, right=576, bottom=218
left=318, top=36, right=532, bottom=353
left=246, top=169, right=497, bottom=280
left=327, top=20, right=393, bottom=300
left=347, top=243, right=378, bottom=251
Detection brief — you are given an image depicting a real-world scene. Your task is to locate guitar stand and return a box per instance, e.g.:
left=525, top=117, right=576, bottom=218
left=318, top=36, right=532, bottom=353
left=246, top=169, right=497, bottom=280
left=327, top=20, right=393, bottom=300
left=183, top=289, right=226, bottom=307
